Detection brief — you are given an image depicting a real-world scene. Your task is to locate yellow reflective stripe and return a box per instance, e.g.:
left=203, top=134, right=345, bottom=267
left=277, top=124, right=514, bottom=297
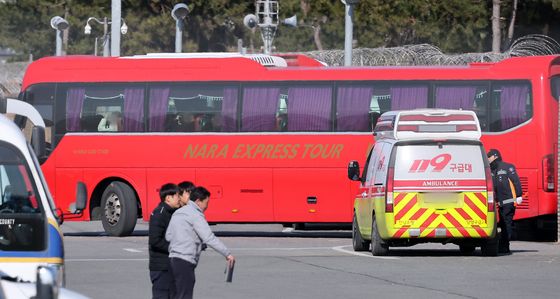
left=0, top=257, right=63, bottom=263
left=393, top=192, right=413, bottom=211
left=448, top=209, right=471, bottom=227
left=465, top=192, right=487, bottom=214
left=400, top=205, right=421, bottom=224
left=413, top=208, right=434, bottom=228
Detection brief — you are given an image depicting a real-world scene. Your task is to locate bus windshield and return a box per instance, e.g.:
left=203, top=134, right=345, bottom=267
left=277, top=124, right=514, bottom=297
left=0, top=142, right=46, bottom=251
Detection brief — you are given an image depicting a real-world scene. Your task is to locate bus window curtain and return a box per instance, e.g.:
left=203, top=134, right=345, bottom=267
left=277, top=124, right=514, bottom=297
left=336, top=86, right=373, bottom=131
left=288, top=87, right=332, bottom=131
left=390, top=86, right=428, bottom=110
left=500, top=85, right=529, bottom=130
left=221, top=87, right=238, bottom=132
left=123, top=88, right=145, bottom=132
left=241, top=87, right=280, bottom=132
left=435, top=86, right=477, bottom=110
left=66, top=88, right=86, bottom=131
left=149, top=88, right=170, bottom=132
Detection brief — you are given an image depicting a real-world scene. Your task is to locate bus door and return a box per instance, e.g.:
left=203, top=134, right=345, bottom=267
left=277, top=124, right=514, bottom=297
left=197, top=168, right=274, bottom=222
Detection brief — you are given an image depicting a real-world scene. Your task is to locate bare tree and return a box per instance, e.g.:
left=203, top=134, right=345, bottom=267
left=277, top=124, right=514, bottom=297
left=507, top=0, right=519, bottom=48
left=492, top=0, right=501, bottom=53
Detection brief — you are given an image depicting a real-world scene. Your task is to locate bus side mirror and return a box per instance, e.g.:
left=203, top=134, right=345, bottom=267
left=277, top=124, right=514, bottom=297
left=31, top=126, right=46, bottom=161
left=348, top=161, right=361, bottom=181
left=74, top=182, right=87, bottom=213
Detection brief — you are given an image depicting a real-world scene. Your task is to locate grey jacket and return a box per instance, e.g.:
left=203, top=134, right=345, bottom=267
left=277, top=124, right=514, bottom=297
left=166, top=203, right=231, bottom=265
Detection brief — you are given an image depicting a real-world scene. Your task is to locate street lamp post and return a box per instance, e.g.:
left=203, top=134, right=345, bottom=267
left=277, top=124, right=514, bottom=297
left=342, top=0, right=359, bottom=66
left=244, top=0, right=279, bottom=55
left=171, top=3, right=190, bottom=53
left=50, top=16, right=69, bottom=56
left=85, top=17, right=127, bottom=57
left=111, top=0, right=121, bottom=57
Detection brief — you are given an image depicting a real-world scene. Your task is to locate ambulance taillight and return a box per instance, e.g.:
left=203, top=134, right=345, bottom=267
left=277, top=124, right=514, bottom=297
left=386, top=167, right=394, bottom=213
left=485, top=166, right=495, bottom=212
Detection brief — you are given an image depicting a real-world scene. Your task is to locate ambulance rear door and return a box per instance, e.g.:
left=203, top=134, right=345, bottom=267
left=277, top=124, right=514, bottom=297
left=390, top=140, right=489, bottom=238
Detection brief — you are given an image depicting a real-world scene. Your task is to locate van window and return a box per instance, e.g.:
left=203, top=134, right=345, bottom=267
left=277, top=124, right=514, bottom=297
left=393, top=143, right=486, bottom=186
left=374, top=143, right=391, bottom=185
left=0, top=142, right=46, bottom=251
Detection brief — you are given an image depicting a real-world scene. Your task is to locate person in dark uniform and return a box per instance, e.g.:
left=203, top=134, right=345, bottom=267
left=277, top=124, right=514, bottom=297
left=487, top=149, right=522, bottom=254
left=149, top=183, right=181, bottom=299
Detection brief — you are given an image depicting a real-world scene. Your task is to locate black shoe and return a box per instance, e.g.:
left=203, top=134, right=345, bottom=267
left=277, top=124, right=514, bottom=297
left=498, top=248, right=511, bottom=254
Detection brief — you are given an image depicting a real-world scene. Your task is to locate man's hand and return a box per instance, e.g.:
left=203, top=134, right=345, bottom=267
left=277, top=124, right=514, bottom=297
left=226, top=255, right=235, bottom=266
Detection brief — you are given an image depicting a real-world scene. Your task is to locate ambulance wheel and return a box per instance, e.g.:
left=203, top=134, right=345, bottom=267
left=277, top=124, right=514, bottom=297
left=481, top=236, right=499, bottom=257
left=352, top=213, right=369, bottom=251
left=371, top=217, right=389, bottom=256
left=101, top=182, right=138, bottom=237
left=459, top=245, right=476, bottom=255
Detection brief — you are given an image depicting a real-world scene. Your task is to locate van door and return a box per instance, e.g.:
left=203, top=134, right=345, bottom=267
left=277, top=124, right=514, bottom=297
left=356, top=142, right=385, bottom=233
left=355, top=148, right=373, bottom=229
left=391, top=141, right=488, bottom=238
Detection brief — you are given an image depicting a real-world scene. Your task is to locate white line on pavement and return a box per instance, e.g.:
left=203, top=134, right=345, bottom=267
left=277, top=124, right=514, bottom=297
left=67, top=258, right=147, bottom=262
left=229, top=246, right=334, bottom=251
left=331, top=245, right=400, bottom=260
left=123, top=248, right=142, bottom=253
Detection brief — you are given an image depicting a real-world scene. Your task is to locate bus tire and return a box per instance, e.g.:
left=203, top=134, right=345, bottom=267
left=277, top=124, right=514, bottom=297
left=371, top=217, right=389, bottom=256
left=100, top=181, right=137, bottom=237
left=352, top=213, right=369, bottom=251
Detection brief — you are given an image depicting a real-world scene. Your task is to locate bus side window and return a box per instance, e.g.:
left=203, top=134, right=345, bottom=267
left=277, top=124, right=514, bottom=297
left=286, top=86, right=332, bottom=132
left=336, top=85, right=373, bottom=132
left=491, top=83, right=531, bottom=131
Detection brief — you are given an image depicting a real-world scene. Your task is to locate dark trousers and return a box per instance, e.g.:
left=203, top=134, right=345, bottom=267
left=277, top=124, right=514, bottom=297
left=170, top=257, right=196, bottom=299
left=498, top=203, right=515, bottom=252
left=150, top=270, right=173, bottom=299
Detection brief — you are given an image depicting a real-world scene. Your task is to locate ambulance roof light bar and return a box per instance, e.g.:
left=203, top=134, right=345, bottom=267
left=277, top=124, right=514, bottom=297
left=373, top=109, right=482, bottom=141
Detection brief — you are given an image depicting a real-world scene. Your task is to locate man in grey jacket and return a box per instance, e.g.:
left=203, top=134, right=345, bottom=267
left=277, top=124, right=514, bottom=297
left=166, top=186, right=235, bottom=299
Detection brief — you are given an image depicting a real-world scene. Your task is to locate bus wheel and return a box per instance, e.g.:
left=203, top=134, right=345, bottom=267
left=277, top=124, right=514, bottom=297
left=100, top=182, right=137, bottom=237
left=352, top=213, right=369, bottom=251
left=459, top=244, right=476, bottom=255
left=371, top=217, right=389, bottom=256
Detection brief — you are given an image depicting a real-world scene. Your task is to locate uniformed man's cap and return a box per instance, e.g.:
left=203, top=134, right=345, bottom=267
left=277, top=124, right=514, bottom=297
left=487, top=149, right=501, bottom=158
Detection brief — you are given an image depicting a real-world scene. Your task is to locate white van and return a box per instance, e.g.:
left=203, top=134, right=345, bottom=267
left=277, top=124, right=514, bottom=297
left=0, top=98, right=87, bottom=298
left=348, top=109, right=498, bottom=256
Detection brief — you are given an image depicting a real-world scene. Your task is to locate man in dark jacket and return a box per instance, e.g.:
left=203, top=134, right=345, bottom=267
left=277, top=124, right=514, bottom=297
left=149, top=183, right=181, bottom=299
left=488, top=149, right=523, bottom=254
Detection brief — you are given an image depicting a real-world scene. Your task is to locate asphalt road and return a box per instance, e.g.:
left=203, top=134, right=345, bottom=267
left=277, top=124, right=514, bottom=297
left=61, top=221, right=560, bottom=299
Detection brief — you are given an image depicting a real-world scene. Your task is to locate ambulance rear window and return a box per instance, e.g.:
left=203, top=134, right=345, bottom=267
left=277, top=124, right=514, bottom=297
left=393, top=142, right=486, bottom=182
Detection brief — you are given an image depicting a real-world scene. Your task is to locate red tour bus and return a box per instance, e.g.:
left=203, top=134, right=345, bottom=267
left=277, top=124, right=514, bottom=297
left=19, top=53, right=559, bottom=236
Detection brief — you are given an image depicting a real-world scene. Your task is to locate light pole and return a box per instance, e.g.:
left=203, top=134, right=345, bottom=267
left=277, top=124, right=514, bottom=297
left=342, top=0, right=359, bottom=66
left=111, top=0, right=121, bottom=57
left=85, top=17, right=128, bottom=57
left=171, top=3, right=190, bottom=53
left=244, top=0, right=279, bottom=55
left=50, top=16, right=69, bottom=56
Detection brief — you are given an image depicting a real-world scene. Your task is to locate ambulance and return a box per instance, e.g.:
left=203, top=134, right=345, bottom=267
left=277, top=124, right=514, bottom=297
left=348, top=109, right=498, bottom=256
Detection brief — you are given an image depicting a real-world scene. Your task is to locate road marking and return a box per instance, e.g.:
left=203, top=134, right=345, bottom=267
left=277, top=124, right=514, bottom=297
left=282, top=227, right=295, bottom=233
left=230, top=246, right=333, bottom=251
left=332, top=245, right=400, bottom=260
left=123, top=248, right=142, bottom=253
left=66, top=258, right=147, bottom=262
